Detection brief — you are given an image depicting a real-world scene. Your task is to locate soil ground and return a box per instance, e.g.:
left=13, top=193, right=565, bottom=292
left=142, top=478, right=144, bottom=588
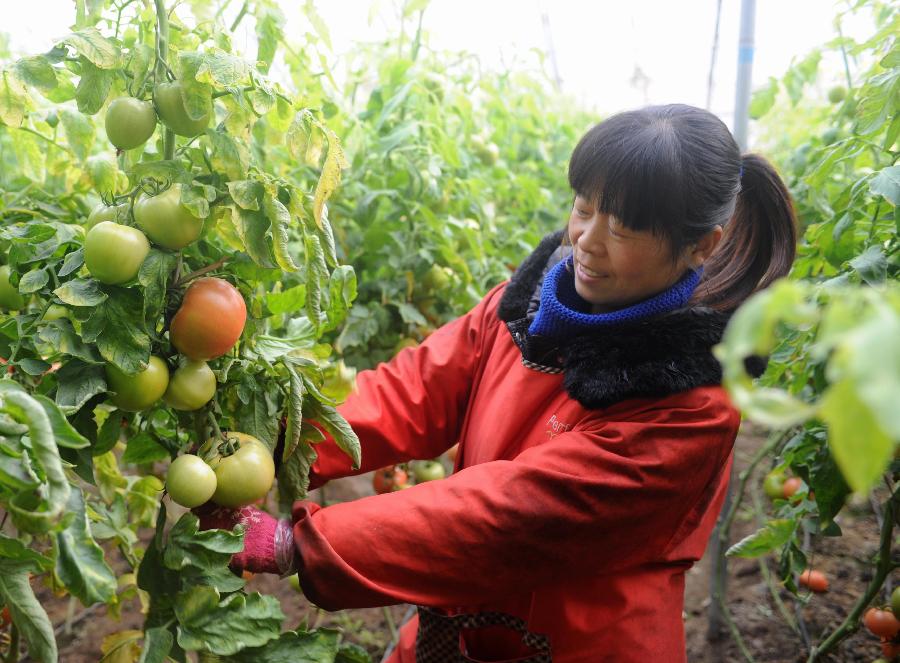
left=28, top=423, right=895, bottom=662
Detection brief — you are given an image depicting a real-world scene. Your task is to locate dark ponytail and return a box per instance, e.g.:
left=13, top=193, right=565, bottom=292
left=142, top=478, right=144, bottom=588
left=696, top=153, right=797, bottom=311
left=567, top=105, right=797, bottom=314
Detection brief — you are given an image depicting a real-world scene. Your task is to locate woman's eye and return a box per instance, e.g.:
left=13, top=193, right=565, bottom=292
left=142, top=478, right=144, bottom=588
left=576, top=208, right=591, bottom=218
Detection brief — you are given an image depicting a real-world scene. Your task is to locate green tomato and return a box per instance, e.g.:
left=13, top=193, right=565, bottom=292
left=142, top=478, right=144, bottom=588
left=84, top=221, right=150, bottom=285
left=827, top=86, right=847, bottom=104
left=166, top=454, right=217, bottom=508
left=42, top=304, right=69, bottom=322
left=410, top=459, right=446, bottom=483
left=134, top=184, right=205, bottom=250
left=288, top=574, right=303, bottom=593
left=153, top=82, right=211, bottom=137
left=892, top=587, right=900, bottom=617
left=86, top=203, right=127, bottom=231
left=763, top=470, right=786, bottom=499
left=164, top=360, right=217, bottom=411
left=105, top=356, right=169, bottom=412
left=422, top=265, right=452, bottom=292
left=200, top=432, right=275, bottom=508
left=0, top=266, right=25, bottom=310
left=105, top=97, right=157, bottom=150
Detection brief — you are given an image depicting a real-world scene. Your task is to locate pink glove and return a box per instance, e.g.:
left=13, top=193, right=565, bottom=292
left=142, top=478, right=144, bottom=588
left=196, top=505, right=298, bottom=576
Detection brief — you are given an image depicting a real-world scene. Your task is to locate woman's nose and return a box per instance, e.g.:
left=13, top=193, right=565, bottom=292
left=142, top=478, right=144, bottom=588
left=578, top=214, right=608, bottom=256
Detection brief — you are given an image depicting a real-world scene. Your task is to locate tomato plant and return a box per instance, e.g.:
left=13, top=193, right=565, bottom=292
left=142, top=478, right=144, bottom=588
left=0, top=0, right=362, bottom=659
left=713, top=2, right=900, bottom=659
left=166, top=454, right=217, bottom=508
left=200, top=432, right=276, bottom=508
left=170, top=277, right=247, bottom=360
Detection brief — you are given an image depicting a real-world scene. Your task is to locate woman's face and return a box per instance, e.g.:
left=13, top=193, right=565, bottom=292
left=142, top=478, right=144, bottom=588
left=568, top=195, right=701, bottom=313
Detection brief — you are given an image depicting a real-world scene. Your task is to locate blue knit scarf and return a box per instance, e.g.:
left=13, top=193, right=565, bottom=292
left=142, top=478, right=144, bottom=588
left=528, top=256, right=702, bottom=339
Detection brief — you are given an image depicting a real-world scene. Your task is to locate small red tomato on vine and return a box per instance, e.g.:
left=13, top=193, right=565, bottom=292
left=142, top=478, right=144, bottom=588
left=372, top=466, right=409, bottom=494
left=0, top=606, right=10, bottom=629
left=798, top=569, right=829, bottom=593
left=865, top=608, right=900, bottom=639
left=782, top=477, right=803, bottom=500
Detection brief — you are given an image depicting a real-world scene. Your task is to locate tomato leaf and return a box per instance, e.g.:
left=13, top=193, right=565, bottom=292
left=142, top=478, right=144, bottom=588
left=54, top=277, right=108, bottom=307
left=726, top=519, right=797, bottom=558
left=81, top=287, right=151, bottom=374
left=0, top=70, right=29, bottom=127
left=0, top=565, right=57, bottom=663
left=264, top=192, right=299, bottom=273
left=58, top=28, right=121, bottom=69
left=54, top=360, right=106, bottom=414
left=175, top=587, right=284, bottom=656
left=17, top=267, right=48, bottom=294
left=75, top=56, right=113, bottom=115
left=122, top=432, right=169, bottom=465
left=0, top=533, right=53, bottom=572
left=137, top=626, right=174, bottom=663
left=12, top=55, right=58, bottom=92
left=55, top=485, right=117, bottom=605
left=821, top=379, right=893, bottom=493
left=30, top=393, right=90, bottom=449
left=138, top=250, right=177, bottom=324
left=209, top=130, right=248, bottom=182
left=311, top=124, right=347, bottom=230
left=224, top=627, right=346, bottom=662
left=304, top=398, right=360, bottom=469
left=58, top=248, right=85, bottom=277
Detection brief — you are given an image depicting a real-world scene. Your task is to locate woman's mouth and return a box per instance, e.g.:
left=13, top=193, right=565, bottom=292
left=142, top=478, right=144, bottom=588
left=575, top=260, right=607, bottom=281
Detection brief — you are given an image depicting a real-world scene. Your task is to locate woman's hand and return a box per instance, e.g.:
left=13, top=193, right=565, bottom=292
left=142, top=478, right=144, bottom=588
left=195, top=504, right=298, bottom=576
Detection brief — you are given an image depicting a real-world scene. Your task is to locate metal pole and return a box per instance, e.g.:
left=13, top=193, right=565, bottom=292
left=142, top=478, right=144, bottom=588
left=732, top=0, right=757, bottom=150
left=706, top=0, right=756, bottom=644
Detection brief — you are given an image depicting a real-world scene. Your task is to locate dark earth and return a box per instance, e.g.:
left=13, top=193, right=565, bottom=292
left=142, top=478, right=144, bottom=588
left=19, top=423, right=894, bottom=662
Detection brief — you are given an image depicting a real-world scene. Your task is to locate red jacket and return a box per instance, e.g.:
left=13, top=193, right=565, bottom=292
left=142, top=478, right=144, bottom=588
left=292, top=232, right=741, bottom=662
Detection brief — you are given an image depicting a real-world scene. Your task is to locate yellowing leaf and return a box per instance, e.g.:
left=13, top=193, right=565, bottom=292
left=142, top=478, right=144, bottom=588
left=311, top=124, right=348, bottom=230
left=821, top=379, right=893, bottom=493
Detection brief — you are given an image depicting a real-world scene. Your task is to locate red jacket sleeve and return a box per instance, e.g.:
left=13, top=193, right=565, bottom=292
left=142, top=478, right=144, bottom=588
left=306, top=283, right=506, bottom=489
left=292, top=388, right=740, bottom=610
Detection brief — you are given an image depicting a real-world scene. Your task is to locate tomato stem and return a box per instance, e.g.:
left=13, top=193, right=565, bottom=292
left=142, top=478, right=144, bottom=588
left=175, top=257, right=229, bottom=287
left=153, top=0, right=175, bottom=161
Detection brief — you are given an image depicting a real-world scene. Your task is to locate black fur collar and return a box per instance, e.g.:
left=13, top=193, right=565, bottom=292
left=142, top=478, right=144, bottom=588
left=498, top=230, right=740, bottom=409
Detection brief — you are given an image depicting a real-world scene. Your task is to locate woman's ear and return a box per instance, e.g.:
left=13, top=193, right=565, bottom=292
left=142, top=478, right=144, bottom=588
left=690, top=226, right=724, bottom=268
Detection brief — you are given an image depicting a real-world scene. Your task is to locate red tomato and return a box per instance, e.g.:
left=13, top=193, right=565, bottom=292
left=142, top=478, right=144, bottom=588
left=798, top=569, right=829, bottom=593
left=0, top=606, right=10, bottom=629
left=782, top=477, right=803, bottom=500
left=882, top=638, right=900, bottom=659
left=372, top=466, right=409, bottom=494
left=170, top=278, right=247, bottom=360
left=865, top=608, right=900, bottom=639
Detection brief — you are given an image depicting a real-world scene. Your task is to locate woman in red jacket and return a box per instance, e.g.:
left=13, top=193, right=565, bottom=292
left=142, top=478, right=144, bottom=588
left=202, top=104, right=797, bottom=662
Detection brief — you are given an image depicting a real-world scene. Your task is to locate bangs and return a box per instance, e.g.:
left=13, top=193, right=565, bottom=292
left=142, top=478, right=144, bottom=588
left=568, top=110, right=690, bottom=241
